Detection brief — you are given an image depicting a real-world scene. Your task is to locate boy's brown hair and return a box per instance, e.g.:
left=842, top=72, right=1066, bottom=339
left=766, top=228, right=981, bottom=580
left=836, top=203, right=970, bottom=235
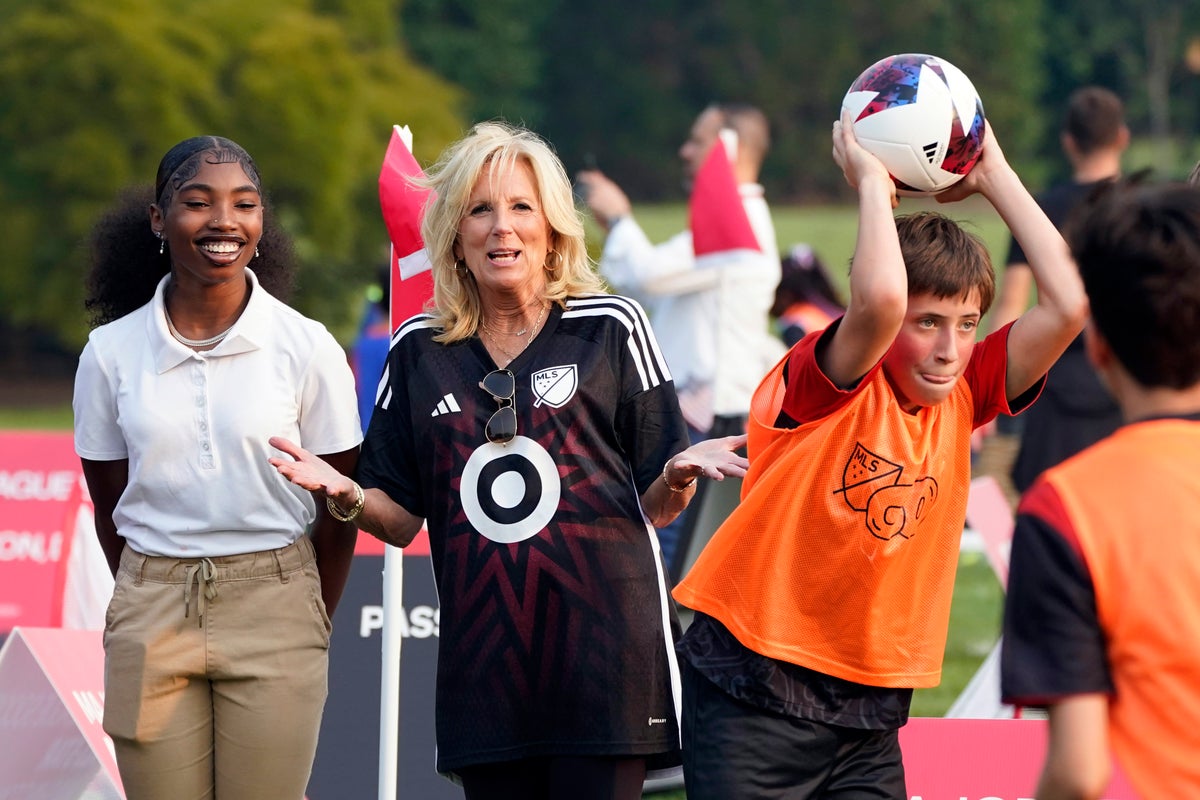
left=896, top=211, right=995, bottom=314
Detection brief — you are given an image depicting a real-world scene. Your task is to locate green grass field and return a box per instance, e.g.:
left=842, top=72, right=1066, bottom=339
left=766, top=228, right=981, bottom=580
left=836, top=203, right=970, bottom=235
left=0, top=405, right=72, bottom=430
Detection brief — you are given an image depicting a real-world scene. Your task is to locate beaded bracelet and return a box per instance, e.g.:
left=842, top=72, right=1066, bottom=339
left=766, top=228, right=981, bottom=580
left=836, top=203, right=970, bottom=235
left=662, top=460, right=697, bottom=493
left=327, top=481, right=365, bottom=522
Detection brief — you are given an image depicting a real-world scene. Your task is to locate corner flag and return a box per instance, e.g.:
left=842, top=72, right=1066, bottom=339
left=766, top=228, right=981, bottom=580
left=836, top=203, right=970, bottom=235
left=379, top=125, right=437, bottom=328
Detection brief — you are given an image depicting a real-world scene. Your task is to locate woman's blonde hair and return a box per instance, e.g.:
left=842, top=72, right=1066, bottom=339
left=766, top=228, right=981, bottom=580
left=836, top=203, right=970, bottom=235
left=416, top=121, right=605, bottom=343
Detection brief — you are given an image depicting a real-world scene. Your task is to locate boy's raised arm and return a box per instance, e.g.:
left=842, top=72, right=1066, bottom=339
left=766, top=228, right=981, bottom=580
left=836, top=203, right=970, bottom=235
left=822, top=113, right=909, bottom=389
left=939, top=124, right=1088, bottom=401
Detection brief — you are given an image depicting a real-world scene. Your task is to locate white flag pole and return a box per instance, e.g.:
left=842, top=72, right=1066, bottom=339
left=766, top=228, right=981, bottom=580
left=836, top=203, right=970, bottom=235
left=378, top=239, right=405, bottom=800
left=379, top=543, right=404, bottom=799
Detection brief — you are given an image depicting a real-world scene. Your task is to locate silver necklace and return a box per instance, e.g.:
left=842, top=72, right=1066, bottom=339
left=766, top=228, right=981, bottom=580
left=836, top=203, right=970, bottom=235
left=483, top=303, right=547, bottom=363
left=483, top=320, right=531, bottom=337
left=164, top=307, right=233, bottom=348
left=481, top=301, right=548, bottom=338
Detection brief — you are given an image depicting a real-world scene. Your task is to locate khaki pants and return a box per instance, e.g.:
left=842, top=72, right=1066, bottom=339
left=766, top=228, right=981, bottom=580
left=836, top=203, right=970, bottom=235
left=103, top=538, right=331, bottom=800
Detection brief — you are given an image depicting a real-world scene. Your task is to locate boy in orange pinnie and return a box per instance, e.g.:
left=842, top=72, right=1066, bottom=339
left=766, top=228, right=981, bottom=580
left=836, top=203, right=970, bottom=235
left=672, top=115, right=1087, bottom=798
left=1001, top=180, right=1200, bottom=799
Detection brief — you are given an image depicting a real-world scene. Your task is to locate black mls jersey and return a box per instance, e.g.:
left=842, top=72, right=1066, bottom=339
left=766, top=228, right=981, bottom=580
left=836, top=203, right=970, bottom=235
left=358, top=294, right=689, bottom=773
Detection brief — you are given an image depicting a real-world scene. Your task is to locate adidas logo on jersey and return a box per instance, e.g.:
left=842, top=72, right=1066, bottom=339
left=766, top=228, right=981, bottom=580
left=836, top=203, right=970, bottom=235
left=431, top=393, right=461, bottom=417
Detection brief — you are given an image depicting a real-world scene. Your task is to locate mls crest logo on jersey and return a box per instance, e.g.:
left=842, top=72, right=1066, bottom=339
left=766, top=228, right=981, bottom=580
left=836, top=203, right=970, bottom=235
left=532, top=365, right=578, bottom=408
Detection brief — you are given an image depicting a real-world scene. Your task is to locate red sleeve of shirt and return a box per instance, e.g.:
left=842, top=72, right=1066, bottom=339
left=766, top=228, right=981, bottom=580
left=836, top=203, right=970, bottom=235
left=964, top=321, right=1045, bottom=429
left=779, top=318, right=881, bottom=425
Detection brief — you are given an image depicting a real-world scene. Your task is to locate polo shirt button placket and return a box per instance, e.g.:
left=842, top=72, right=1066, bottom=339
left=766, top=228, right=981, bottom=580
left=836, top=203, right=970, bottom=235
left=193, top=361, right=215, bottom=469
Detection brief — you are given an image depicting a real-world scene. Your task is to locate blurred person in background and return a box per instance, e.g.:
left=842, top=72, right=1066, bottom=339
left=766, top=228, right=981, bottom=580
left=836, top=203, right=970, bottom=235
left=577, top=103, right=783, bottom=571
left=350, top=263, right=392, bottom=432
left=770, top=243, right=845, bottom=348
left=982, top=87, right=1129, bottom=499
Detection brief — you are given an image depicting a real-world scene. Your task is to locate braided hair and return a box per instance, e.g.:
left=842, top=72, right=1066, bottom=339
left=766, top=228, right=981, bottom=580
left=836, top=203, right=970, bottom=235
left=84, top=136, right=295, bottom=327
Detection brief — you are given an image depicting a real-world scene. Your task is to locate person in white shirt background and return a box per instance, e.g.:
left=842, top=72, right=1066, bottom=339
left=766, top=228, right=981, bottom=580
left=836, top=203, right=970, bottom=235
left=578, top=103, right=783, bottom=572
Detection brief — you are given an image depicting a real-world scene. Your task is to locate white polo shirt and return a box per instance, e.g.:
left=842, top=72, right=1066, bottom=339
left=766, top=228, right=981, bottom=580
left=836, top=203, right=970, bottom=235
left=73, top=269, right=363, bottom=558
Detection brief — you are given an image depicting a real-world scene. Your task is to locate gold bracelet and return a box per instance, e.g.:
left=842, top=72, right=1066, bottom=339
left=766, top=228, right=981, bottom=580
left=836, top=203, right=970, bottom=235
left=662, top=460, right=696, bottom=493
left=326, top=481, right=365, bottom=522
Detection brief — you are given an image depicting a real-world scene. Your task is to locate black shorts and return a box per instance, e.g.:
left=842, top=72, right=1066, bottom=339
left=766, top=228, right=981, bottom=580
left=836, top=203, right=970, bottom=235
left=458, top=755, right=647, bottom=800
left=681, top=661, right=906, bottom=800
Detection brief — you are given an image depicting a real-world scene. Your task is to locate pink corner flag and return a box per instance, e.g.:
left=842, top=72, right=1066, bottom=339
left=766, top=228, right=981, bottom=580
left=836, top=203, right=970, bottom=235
left=379, top=125, right=436, bottom=330
left=689, top=135, right=761, bottom=257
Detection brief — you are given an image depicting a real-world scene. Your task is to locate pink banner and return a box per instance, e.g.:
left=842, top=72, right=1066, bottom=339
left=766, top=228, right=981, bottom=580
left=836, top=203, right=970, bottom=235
left=0, top=432, right=82, bottom=631
left=901, top=717, right=1136, bottom=798
left=689, top=136, right=760, bottom=257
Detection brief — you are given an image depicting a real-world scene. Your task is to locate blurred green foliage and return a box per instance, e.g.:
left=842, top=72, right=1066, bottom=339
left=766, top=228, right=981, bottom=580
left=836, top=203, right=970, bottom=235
left=0, top=0, right=463, bottom=346
left=538, top=0, right=1052, bottom=202
left=2, top=0, right=1197, bottom=352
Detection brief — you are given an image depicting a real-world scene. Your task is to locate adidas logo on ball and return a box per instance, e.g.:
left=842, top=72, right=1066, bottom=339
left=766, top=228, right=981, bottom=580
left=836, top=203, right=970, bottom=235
left=842, top=53, right=986, bottom=194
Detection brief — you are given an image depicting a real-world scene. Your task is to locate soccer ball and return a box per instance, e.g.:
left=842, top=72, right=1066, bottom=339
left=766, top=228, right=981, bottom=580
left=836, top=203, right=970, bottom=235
left=841, top=53, right=986, bottom=195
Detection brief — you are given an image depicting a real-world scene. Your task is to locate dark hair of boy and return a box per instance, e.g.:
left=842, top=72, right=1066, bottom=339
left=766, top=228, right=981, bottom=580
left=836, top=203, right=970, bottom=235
left=1067, top=181, right=1200, bottom=389
left=896, top=212, right=996, bottom=314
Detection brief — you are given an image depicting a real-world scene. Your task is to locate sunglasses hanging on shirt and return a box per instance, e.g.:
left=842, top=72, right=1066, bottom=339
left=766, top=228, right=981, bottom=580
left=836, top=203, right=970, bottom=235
left=479, top=369, right=517, bottom=444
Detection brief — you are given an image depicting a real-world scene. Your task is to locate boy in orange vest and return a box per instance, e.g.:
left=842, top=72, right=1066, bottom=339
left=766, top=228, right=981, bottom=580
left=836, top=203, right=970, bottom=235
left=671, top=115, right=1087, bottom=798
left=1001, top=181, right=1200, bottom=799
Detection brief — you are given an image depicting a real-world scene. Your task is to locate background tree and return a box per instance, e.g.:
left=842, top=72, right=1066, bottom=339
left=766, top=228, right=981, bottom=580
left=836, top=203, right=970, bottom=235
left=3, top=0, right=1198, bottom=358
left=1041, top=0, right=1200, bottom=178
left=422, top=0, right=1197, bottom=200
left=402, top=0, right=551, bottom=130
left=676, top=0, right=1048, bottom=197
left=528, top=0, right=1048, bottom=201
left=0, top=0, right=463, bottom=346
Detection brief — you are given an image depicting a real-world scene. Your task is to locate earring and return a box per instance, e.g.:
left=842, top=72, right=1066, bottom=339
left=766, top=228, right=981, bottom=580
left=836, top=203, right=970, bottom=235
left=157, top=233, right=165, bottom=256
left=254, top=246, right=260, bottom=258
left=454, top=259, right=465, bottom=272
left=544, top=250, right=560, bottom=272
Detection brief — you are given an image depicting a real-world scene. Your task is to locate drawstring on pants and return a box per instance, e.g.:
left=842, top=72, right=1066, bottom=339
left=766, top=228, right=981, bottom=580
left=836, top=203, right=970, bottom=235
left=183, top=558, right=219, bottom=626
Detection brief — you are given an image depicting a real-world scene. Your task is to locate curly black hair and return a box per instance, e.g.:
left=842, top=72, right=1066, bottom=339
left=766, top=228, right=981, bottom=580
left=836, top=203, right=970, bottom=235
left=84, top=139, right=296, bottom=328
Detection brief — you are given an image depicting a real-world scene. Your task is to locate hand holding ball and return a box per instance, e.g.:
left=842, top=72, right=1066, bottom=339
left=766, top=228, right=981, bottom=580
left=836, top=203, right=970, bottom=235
left=841, top=54, right=985, bottom=195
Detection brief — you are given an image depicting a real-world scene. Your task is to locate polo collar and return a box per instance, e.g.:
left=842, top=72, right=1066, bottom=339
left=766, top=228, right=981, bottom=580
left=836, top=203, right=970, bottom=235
left=150, top=269, right=269, bottom=373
